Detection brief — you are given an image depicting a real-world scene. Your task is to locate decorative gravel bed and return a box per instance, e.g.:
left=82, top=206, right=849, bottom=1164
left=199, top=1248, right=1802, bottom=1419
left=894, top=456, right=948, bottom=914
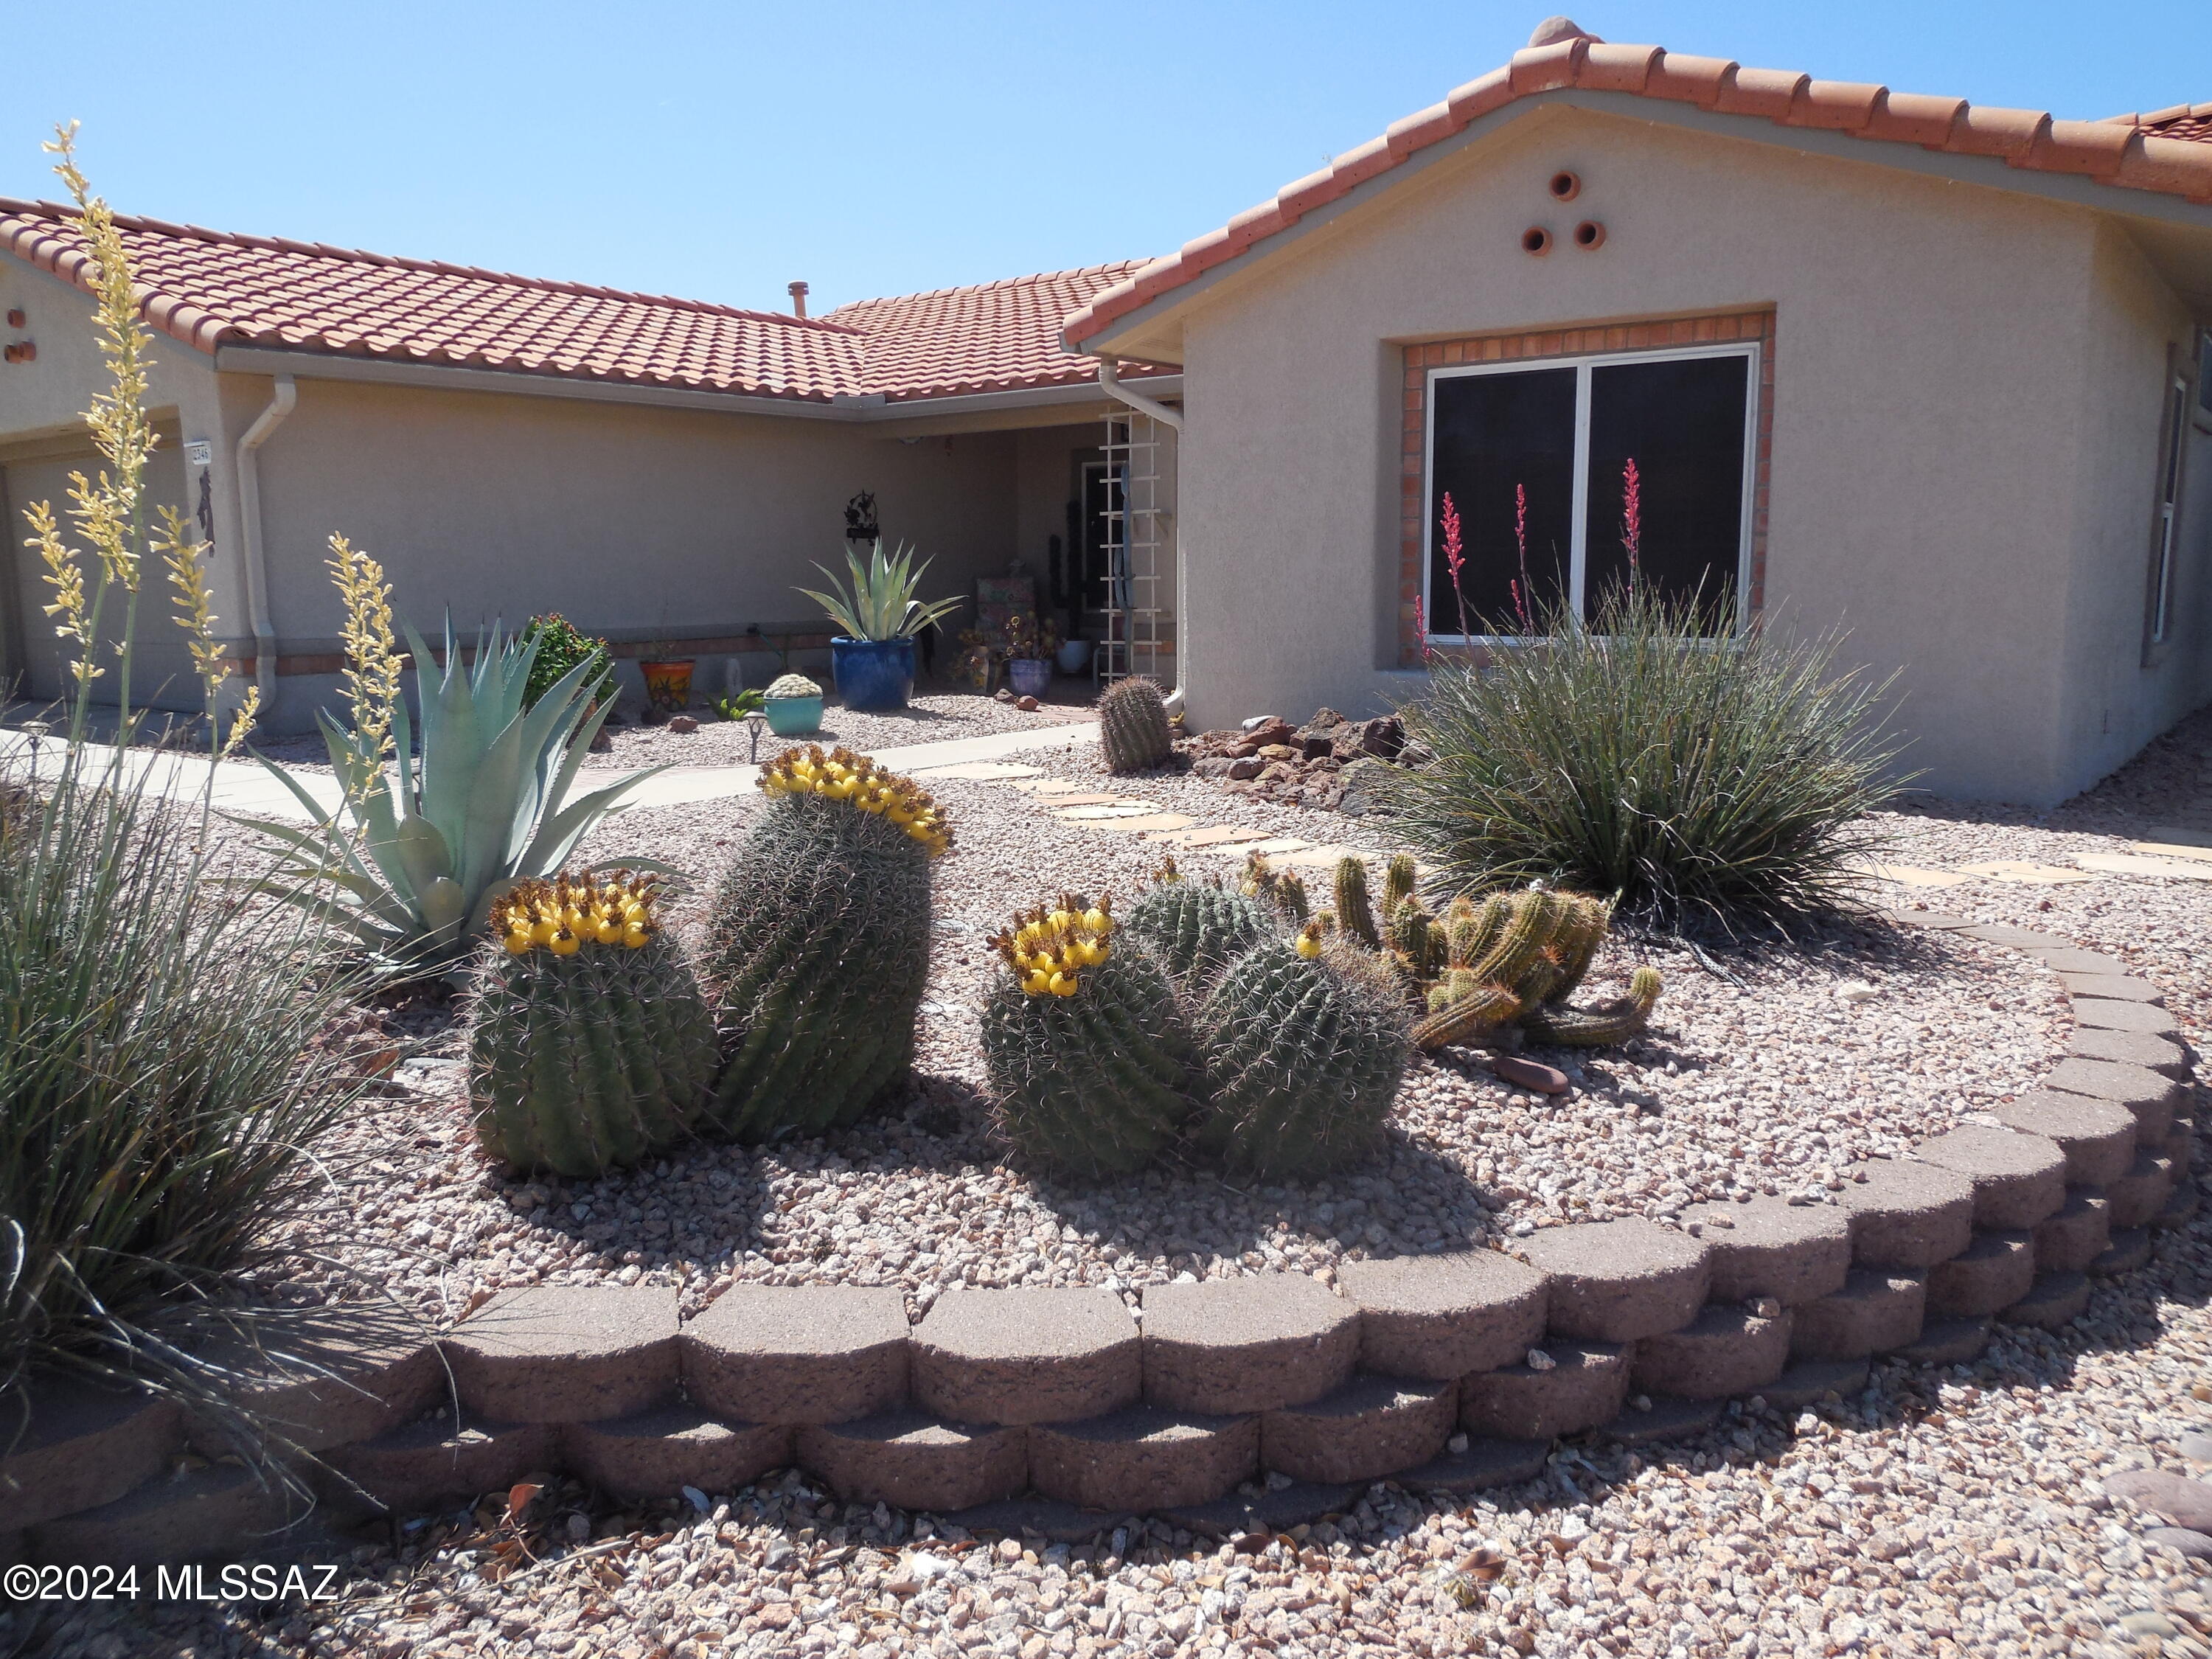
left=577, top=689, right=1096, bottom=772
left=257, top=737, right=2065, bottom=1329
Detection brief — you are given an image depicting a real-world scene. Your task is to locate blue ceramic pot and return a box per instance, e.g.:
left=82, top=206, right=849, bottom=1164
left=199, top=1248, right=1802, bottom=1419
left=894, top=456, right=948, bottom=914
left=763, top=694, right=824, bottom=737
left=1008, top=658, right=1052, bottom=699
left=832, top=636, right=915, bottom=711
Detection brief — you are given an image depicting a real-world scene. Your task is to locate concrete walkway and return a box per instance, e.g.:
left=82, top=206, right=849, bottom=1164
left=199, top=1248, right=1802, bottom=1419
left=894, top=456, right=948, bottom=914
left=0, top=718, right=1101, bottom=825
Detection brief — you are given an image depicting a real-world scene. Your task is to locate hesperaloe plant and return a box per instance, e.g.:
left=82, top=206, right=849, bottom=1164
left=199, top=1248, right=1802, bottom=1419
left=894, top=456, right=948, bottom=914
left=241, top=602, right=674, bottom=972
left=798, top=539, right=963, bottom=641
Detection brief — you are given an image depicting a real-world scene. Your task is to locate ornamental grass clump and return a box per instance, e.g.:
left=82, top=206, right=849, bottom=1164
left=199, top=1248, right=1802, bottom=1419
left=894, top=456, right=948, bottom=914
left=1379, top=583, right=1912, bottom=931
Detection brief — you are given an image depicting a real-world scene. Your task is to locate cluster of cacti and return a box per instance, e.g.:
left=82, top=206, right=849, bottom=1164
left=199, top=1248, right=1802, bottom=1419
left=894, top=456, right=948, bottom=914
left=1297, top=855, right=1663, bottom=1054
left=981, top=863, right=1414, bottom=1181
left=466, top=873, right=720, bottom=1178
left=1123, top=855, right=1274, bottom=996
left=699, top=746, right=948, bottom=1141
left=980, top=894, right=1197, bottom=1176
left=1193, top=921, right=1411, bottom=1180
left=1239, top=850, right=1310, bottom=924
left=1098, top=675, right=1175, bottom=773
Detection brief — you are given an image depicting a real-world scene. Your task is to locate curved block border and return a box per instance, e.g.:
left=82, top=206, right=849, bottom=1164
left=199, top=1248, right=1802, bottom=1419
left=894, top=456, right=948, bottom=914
left=7, top=913, right=2196, bottom=1561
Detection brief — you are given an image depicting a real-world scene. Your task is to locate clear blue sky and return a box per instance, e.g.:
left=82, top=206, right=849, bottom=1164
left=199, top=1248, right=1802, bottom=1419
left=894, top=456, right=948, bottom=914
left=12, top=1, right=2209, bottom=316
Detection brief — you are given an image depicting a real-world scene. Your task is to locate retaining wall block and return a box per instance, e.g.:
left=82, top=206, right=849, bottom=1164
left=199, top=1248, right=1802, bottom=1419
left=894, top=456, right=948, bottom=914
left=796, top=1413, right=1026, bottom=1512
left=1997, top=1270, right=2091, bottom=1331
left=1397, top=1436, right=1551, bottom=1494
left=2166, top=1124, right=2197, bottom=1175
left=1838, top=1160, right=1975, bottom=1268
left=442, top=1284, right=678, bottom=1425
left=1027, top=1407, right=1259, bottom=1513
left=1893, top=1317, right=1992, bottom=1366
left=1604, top=1397, right=1723, bottom=1447
left=913, top=1287, right=1138, bottom=1425
left=1788, top=1270, right=1928, bottom=1361
left=0, top=1379, right=182, bottom=1531
left=1630, top=1307, right=1792, bottom=1400
left=2154, top=1178, right=2199, bottom=1231
left=1335, top=1251, right=1547, bottom=1380
left=1757, top=1359, right=1870, bottom=1411
left=2068, top=998, right=2183, bottom=1040
left=2106, top=1151, right=2180, bottom=1231
left=1926, top=1231, right=2038, bottom=1318
left=1519, top=1220, right=1710, bottom=1343
left=2034, top=1189, right=2115, bottom=1275
left=1458, top=1341, right=1630, bottom=1440
left=684, top=1284, right=908, bottom=1425
left=30, top=1461, right=305, bottom=1568
left=1140, top=1274, right=1359, bottom=1416
left=1993, top=1095, right=2139, bottom=1188
left=324, top=1415, right=559, bottom=1517
left=2043, top=1059, right=2185, bottom=1145
left=2067, top=1027, right=2190, bottom=1079
left=1259, top=1373, right=1455, bottom=1484
left=188, top=1306, right=445, bottom=1458
left=1678, top=1199, right=1851, bottom=1306
left=1913, top=1127, right=2067, bottom=1230
left=562, top=1406, right=792, bottom=1505
left=2093, top=1227, right=2154, bottom=1277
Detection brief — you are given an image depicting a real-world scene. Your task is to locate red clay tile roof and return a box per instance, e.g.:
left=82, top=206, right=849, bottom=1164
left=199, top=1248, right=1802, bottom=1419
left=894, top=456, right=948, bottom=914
left=1065, top=34, right=2212, bottom=348
left=0, top=198, right=1154, bottom=406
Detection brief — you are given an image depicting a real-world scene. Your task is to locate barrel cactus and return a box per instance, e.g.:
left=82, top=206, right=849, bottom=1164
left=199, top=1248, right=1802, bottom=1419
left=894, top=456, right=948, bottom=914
left=698, top=745, right=949, bottom=1140
left=979, top=894, right=1197, bottom=1176
left=466, top=873, right=718, bottom=1178
left=1098, top=676, right=1175, bottom=773
left=1122, top=856, right=1275, bottom=998
left=1193, top=922, right=1411, bottom=1179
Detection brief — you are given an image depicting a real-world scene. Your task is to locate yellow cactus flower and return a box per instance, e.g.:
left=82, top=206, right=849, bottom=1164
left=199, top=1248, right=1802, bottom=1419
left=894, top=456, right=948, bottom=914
left=1082, top=907, right=1110, bottom=933
left=1046, top=971, right=1078, bottom=997
left=622, top=922, right=650, bottom=947
left=594, top=916, right=623, bottom=945
left=1022, top=970, right=1054, bottom=995
left=503, top=929, right=532, bottom=956
left=549, top=928, right=581, bottom=956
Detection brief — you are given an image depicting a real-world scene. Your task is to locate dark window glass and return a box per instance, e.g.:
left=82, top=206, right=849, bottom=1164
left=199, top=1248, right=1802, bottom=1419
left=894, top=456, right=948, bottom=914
left=1585, top=355, right=1750, bottom=626
left=1428, top=367, right=1575, bottom=635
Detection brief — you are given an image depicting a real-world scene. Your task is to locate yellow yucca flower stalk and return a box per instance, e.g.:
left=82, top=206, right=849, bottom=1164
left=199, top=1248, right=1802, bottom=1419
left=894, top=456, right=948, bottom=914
left=27, top=498, right=100, bottom=689
left=327, top=534, right=403, bottom=786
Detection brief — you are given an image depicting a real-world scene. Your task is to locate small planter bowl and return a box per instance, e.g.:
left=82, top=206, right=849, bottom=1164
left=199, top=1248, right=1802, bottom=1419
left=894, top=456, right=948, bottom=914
left=1008, top=658, right=1052, bottom=699
left=763, top=694, right=824, bottom=737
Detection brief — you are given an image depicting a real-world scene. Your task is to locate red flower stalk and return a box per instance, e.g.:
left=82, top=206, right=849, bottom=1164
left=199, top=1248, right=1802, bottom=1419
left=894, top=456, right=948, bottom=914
left=1512, top=482, right=1533, bottom=634
left=1621, top=457, right=1642, bottom=590
left=1439, top=491, right=1472, bottom=639
left=1413, top=595, right=1434, bottom=666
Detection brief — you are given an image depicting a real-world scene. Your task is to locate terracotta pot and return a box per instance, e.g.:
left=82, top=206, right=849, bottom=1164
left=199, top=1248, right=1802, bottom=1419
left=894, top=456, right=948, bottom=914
left=640, top=659, right=695, bottom=712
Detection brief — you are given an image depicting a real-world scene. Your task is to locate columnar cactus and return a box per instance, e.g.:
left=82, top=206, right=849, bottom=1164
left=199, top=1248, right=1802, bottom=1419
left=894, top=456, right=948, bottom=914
left=980, top=894, right=1197, bottom=1175
left=1194, top=925, right=1411, bottom=1179
left=1240, top=852, right=1310, bottom=925
left=1123, top=856, right=1275, bottom=998
left=1520, top=966, right=1665, bottom=1046
left=698, top=745, right=949, bottom=1140
left=466, top=873, right=718, bottom=1178
left=1332, top=856, right=1380, bottom=948
left=1409, top=887, right=1659, bottom=1051
left=1098, top=676, right=1175, bottom=773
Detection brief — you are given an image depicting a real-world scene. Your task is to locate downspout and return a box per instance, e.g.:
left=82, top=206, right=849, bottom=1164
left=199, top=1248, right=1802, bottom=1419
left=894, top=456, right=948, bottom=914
left=234, top=375, right=296, bottom=707
left=1095, top=358, right=1188, bottom=714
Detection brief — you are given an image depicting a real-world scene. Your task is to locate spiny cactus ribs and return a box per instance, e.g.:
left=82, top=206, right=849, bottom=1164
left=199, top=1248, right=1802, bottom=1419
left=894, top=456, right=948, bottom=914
left=981, top=891, right=1196, bottom=1176
left=700, top=746, right=946, bottom=1141
left=468, top=872, right=718, bottom=1178
left=1123, top=855, right=1276, bottom=999
left=1098, top=676, right=1175, bottom=774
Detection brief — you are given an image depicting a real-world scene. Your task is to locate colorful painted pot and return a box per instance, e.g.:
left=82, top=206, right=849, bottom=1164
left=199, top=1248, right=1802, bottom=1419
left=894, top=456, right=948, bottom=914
left=640, top=658, right=695, bottom=713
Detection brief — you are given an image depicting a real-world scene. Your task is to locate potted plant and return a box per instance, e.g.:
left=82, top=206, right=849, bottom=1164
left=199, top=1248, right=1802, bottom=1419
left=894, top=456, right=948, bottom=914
left=762, top=672, right=824, bottom=736
left=798, top=540, right=961, bottom=712
left=1004, top=612, right=1057, bottom=700
left=639, top=656, right=695, bottom=714
left=952, top=628, right=994, bottom=694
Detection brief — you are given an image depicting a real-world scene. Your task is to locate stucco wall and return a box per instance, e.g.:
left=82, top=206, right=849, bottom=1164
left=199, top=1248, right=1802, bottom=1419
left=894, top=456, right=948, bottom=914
left=1164, top=105, right=2205, bottom=804
left=235, top=376, right=1023, bottom=730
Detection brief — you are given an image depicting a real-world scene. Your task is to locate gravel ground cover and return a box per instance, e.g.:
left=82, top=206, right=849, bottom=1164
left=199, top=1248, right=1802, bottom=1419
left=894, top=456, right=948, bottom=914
left=28, top=718, right=2212, bottom=1659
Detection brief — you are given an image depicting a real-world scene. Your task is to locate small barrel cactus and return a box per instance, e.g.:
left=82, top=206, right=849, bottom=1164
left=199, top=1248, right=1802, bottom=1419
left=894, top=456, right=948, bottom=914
left=1098, top=676, right=1175, bottom=773
left=466, top=873, right=719, bottom=1178
left=1194, top=925, right=1411, bottom=1180
left=1122, top=856, right=1275, bottom=998
left=698, top=745, right=949, bottom=1141
left=980, top=894, right=1196, bottom=1175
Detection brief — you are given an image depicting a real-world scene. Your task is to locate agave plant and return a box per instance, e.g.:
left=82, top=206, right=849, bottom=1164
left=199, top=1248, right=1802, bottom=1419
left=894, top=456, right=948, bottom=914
left=799, top=539, right=964, bottom=641
left=241, top=619, right=672, bottom=971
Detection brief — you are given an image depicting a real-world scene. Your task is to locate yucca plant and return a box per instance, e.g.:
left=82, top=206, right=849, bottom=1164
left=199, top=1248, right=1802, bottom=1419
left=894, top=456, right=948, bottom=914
left=1377, top=583, right=1913, bottom=931
left=242, top=602, right=675, bottom=973
left=798, top=539, right=963, bottom=641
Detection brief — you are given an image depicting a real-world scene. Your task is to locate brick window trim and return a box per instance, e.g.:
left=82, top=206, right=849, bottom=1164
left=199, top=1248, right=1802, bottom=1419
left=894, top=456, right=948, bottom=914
left=1397, top=308, right=1778, bottom=667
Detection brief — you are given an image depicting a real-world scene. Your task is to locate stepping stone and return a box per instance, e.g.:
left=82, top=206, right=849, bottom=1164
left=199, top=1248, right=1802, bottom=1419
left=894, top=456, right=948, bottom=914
left=2134, top=838, right=2212, bottom=861
left=1336, top=1251, right=1548, bottom=1380
left=1159, top=1481, right=1357, bottom=1540
left=1242, top=837, right=1317, bottom=857
left=1027, top=1407, right=1259, bottom=1514
left=1036, top=793, right=1125, bottom=808
left=796, top=1412, right=1028, bottom=1512
left=1756, top=1358, right=1869, bottom=1410
left=1085, top=813, right=1197, bottom=835
left=2076, top=852, right=2212, bottom=880
left=1888, top=909, right=1973, bottom=930
left=1679, top=1198, right=1852, bottom=1306
left=1602, top=1396, right=1722, bottom=1447
left=1055, top=803, right=1160, bottom=819
left=1460, top=1342, right=1629, bottom=1441
left=1274, top=844, right=1368, bottom=869
left=1259, top=1374, right=1456, bottom=1484
left=1520, top=1220, right=1711, bottom=1343
left=2033, top=1188, right=2115, bottom=1275
left=908, top=762, right=1044, bottom=780
left=1954, top=860, right=2096, bottom=886
left=2070, top=998, right=2183, bottom=1040
left=1397, top=1436, right=1549, bottom=1493
left=1891, top=1316, right=1991, bottom=1367
left=1152, top=825, right=1273, bottom=850
left=2090, top=1227, right=2154, bottom=1277
left=1141, top=1275, right=1359, bottom=1416
left=1869, top=863, right=1968, bottom=888
left=1997, top=1270, right=2090, bottom=1331
left=1914, top=1125, right=2067, bottom=1229
left=442, top=1284, right=681, bottom=1424
left=1959, top=922, right=2073, bottom=950
left=1010, top=779, right=1085, bottom=794
left=912, top=1287, right=1139, bottom=1426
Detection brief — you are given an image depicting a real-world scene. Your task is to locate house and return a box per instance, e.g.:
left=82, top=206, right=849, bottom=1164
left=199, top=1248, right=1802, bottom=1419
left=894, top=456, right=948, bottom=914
left=4, top=19, right=2211, bottom=804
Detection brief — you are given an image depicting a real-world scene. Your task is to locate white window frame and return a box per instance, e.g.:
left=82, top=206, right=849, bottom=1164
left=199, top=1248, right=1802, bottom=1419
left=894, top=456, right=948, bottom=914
left=1421, top=341, right=1761, bottom=645
left=2150, top=366, right=2190, bottom=647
